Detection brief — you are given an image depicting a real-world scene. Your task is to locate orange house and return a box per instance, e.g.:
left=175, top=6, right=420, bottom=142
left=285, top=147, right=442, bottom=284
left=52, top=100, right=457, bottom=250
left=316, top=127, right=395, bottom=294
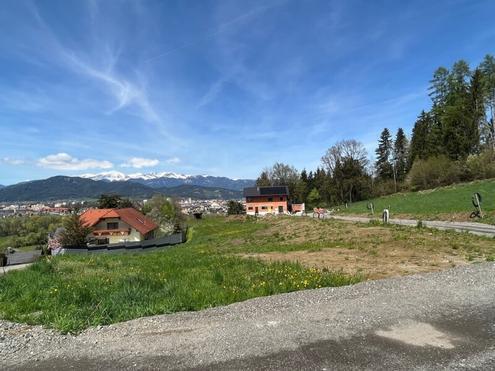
left=80, top=208, right=158, bottom=245
left=243, top=186, right=289, bottom=215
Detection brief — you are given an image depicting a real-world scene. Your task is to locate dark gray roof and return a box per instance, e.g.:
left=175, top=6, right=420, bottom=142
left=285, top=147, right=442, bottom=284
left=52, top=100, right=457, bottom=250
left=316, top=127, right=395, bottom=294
left=243, top=186, right=289, bottom=197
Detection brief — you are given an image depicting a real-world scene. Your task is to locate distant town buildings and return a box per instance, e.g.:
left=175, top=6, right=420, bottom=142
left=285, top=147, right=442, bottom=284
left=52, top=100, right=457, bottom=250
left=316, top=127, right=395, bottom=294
left=0, top=202, right=71, bottom=217
left=178, top=198, right=231, bottom=215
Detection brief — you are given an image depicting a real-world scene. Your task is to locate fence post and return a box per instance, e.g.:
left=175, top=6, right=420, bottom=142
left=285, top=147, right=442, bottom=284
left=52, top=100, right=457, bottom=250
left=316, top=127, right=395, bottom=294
left=382, top=209, right=389, bottom=224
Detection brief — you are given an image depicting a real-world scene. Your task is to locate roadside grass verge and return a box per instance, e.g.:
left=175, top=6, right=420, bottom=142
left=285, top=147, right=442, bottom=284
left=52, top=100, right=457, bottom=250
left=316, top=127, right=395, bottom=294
left=338, top=178, right=495, bottom=223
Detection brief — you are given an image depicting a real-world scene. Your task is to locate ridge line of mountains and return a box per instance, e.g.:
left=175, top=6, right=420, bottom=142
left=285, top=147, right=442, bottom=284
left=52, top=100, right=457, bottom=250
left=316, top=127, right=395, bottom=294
left=0, top=173, right=255, bottom=202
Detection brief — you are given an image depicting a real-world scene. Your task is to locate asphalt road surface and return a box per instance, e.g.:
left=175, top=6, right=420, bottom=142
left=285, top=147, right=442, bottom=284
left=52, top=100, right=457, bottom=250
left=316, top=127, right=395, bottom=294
left=328, top=214, right=495, bottom=238
left=2, top=263, right=494, bottom=370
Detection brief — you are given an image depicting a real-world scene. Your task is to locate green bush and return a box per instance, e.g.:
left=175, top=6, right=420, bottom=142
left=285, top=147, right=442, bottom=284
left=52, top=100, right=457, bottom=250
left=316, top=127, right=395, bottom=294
left=408, top=155, right=461, bottom=191
left=465, top=150, right=495, bottom=181
left=227, top=200, right=245, bottom=215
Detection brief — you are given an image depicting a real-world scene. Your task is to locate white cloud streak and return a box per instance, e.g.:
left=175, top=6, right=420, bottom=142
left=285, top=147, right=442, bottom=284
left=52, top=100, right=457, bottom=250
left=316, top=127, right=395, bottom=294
left=121, top=157, right=159, bottom=168
left=38, top=153, right=113, bottom=171
left=166, top=157, right=181, bottom=165
left=0, top=157, right=25, bottom=165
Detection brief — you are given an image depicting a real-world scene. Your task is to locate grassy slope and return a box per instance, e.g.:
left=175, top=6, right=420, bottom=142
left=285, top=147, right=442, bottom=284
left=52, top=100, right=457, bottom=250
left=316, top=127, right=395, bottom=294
left=0, top=217, right=360, bottom=333
left=1, top=215, right=493, bottom=333
left=341, top=179, right=495, bottom=221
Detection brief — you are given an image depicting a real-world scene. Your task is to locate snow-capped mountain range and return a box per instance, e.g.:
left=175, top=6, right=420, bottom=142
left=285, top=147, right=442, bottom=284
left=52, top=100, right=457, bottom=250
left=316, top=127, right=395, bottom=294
left=81, top=171, right=254, bottom=191
left=81, top=171, right=189, bottom=182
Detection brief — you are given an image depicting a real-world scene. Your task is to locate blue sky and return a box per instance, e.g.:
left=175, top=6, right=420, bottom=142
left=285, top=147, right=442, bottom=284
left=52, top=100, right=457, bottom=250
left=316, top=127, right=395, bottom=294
left=1, top=0, right=495, bottom=185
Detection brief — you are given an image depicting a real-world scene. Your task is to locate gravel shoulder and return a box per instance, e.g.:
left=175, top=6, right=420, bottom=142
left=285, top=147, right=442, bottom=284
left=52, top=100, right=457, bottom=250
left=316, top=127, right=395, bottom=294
left=2, top=263, right=494, bottom=370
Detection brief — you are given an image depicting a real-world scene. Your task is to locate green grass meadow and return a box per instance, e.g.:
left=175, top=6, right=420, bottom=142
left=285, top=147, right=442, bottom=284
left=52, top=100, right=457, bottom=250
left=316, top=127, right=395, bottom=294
left=341, top=179, right=495, bottom=221
left=0, top=217, right=360, bottom=333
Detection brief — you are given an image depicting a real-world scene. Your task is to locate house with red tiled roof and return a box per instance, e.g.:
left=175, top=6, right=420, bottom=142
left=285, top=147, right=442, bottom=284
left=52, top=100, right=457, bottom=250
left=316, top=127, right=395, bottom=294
left=80, top=208, right=158, bottom=245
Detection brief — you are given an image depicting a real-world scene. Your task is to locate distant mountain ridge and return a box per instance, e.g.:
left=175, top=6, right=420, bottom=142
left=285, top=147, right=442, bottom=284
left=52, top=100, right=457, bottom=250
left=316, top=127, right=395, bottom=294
left=160, top=185, right=242, bottom=200
left=0, top=176, right=243, bottom=202
left=81, top=171, right=254, bottom=191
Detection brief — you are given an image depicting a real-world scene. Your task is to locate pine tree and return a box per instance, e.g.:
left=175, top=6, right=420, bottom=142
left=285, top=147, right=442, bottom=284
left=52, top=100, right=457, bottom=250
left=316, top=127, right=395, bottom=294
left=393, top=128, right=408, bottom=182
left=409, top=111, right=433, bottom=167
left=295, top=169, right=309, bottom=203
left=466, top=68, right=484, bottom=153
left=375, top=128, right=394, bottom=180
left=60, top=214, right=92, bottom=247
left=441, top=61, right=479, bottom=159
left=306, top=171, right=314, bottom=193
left=429, top=67, right=450, bottom=107
left=300, top=169, right=308, bottom=183
left=479, top=54, right=495, bottom=149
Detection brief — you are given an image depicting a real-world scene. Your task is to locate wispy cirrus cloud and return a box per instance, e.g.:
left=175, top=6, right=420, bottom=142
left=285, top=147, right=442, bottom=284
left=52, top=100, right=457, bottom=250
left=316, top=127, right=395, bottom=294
left=25, top=1, right=178, bottom=143
left=38, top=153, right=113, bottom=171
left=121, top=157, right=159, bottom=168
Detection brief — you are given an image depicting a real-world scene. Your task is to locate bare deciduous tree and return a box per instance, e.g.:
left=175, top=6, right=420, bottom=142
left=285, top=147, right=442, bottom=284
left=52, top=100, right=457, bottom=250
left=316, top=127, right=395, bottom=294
left=321, top=139, right=368, bottom=173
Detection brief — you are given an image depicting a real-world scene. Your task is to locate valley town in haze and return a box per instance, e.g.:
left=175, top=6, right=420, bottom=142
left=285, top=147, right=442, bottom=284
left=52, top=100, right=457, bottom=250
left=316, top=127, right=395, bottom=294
left=1, top=1, right=495, bottom=370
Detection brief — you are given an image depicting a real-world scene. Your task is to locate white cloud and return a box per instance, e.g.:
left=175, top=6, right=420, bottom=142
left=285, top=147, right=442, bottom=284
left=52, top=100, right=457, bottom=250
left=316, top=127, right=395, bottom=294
left=166, top=157, right=181, bottom=165
left=38, top=153, right=113, bottom=171
left=0, top=157, right=25, bottom=165
left=121, top=157, right=160, bottom=168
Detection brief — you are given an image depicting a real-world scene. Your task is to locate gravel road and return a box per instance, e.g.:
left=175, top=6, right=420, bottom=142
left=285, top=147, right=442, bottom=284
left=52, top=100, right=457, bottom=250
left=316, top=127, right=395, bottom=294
left=1, top=263, right=494, bottom=370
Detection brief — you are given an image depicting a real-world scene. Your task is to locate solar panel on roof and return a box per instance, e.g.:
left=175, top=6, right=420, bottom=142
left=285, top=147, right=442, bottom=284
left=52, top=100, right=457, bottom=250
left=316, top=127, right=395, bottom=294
left=259, top=187, right=287, bottom=195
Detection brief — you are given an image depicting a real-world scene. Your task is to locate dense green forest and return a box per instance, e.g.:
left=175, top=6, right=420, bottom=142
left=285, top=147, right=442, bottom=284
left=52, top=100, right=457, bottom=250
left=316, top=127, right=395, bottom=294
left=257, top=55, right=495, bottom=207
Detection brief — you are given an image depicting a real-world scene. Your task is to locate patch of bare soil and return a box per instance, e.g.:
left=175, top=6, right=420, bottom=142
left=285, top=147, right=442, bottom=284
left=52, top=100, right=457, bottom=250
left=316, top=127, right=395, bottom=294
left=241, top=247, right=468, bottom=280
left=233, top=216, right=493, bottom=280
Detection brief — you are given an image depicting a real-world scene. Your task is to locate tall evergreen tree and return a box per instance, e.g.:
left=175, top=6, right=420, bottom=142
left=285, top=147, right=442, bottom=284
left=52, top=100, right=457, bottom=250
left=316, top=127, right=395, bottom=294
left=293, top=169, right=309, bottom=203
left=408, top=111, right=438, bottom=167
left=448, top=60, right=471, bottom=95
left=375, top=128, right=394, bottom=180
left=466, top=68, right=484, bottom=153
left=306, top=171, right=314, bottom=193
left=441, top=61, right=478, bottom=159
left=429, top=67, right=450, bottom=107
left=300, top=169, right=308, bottom=183
left=393, top=128, right=408, bottom=182
left=480, top=54, right=495, bottom=149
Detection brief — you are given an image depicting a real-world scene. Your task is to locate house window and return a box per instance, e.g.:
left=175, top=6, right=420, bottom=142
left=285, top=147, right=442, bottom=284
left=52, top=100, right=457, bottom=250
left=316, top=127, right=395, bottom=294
left=248, top=207, right=253, bottom=210
left=107, top=222, right=119, bottom=230
left=268, top=197, right=273, bottom=202
left=261, top=206, right=268, bottom=210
